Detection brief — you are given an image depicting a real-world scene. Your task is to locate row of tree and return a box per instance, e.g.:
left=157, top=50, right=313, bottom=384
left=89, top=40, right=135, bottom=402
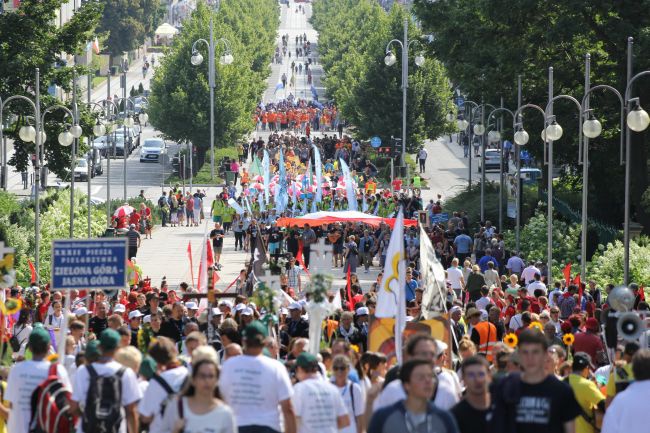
left=311, top=0, right=453, bottom=153
left=412, top=0, right=650, bottom=229
left=148, top=0, right=279, bottom=166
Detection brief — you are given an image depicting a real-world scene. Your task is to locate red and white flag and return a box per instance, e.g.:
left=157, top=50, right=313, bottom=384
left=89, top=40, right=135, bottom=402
left=92, top=37, right=100, bottom=55
left=197, top=237, right=214, bottom=293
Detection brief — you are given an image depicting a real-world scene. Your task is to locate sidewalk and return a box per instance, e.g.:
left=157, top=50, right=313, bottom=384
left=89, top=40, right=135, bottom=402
left=89, top=55, right=160, bottom=103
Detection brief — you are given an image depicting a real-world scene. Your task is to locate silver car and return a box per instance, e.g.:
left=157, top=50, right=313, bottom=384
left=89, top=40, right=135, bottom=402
left=479, top=148, right=503, bottom=172
left=140, top=138, right=166, bottom=162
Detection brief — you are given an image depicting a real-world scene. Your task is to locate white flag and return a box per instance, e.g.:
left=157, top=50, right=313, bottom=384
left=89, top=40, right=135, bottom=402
left=339, top=158, right=357, bottom=211
left=376, top=208, right=406, bottom=364
left=419, top=225, right=448, bottom=319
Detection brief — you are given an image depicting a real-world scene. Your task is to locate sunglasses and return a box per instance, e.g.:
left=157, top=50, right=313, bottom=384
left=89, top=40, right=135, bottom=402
left=333, top=366, right=348, bottom=371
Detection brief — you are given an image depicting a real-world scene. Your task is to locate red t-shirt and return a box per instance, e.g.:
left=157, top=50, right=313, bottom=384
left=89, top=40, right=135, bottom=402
left=572, top=331, right=604, bottom=362
left=392, top=179, right=403, bottom=191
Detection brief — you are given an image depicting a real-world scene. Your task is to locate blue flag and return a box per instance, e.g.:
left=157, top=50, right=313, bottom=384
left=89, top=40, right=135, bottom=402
left=262, top=150, right=270, bottom=205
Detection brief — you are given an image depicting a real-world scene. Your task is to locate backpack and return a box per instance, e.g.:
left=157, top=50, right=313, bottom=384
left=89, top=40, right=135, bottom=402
left=82, top=365, right=126, bottom=433
left=152, top=373, right=186, bottom=417
left=29, top=364, right=76, bottom=433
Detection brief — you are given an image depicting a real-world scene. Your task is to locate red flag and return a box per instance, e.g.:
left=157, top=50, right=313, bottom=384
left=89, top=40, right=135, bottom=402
left=187, top=241, right=195, bottom=287
left=562, top=262, right=572, bottom=285
left=296, top=240, right=305, bottom=268
left=639, top=285, right=646, bottom=301
left=346, top=267, right=354, bottom=311
left=27, top=259, right=36, bottom=284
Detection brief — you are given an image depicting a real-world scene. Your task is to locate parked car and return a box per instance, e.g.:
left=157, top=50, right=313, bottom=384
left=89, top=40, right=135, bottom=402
left=478, top=148, right=503, bottom=172
left=140, top=138, right=166, bottom=163
left=72, top=151, right=103, bottom=181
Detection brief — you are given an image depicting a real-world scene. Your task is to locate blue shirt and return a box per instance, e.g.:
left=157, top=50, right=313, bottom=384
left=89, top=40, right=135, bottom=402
left=405, top=279, right=418, bottom=302
left=453, top=234, right=473, bottom=253
left=478, top=255, right=499, bottom=272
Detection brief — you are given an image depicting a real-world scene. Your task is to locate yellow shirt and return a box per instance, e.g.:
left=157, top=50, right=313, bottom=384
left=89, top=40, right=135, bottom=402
left=606, top=363, right=634, bottom=397
left=567, top=374, right=605, bottom=433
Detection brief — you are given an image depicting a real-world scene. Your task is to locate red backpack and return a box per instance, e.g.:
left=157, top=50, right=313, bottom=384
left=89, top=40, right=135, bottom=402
left=29, top=364, right=76, bottom=433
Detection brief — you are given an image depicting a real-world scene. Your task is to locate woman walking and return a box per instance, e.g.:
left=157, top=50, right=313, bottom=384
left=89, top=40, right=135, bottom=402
left=343, top=235, right=359, bottom=275
left=161, top=357, right=237, bottom=433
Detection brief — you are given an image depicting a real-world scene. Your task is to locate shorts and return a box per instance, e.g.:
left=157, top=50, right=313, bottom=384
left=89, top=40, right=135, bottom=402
left=214, top=245, right=223, bottom=255
left=213, top=215, right=223, bottom=223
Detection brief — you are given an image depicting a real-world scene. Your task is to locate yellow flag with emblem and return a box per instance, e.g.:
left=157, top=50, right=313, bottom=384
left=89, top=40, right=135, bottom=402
left=376, top=208, right=406, bottom=364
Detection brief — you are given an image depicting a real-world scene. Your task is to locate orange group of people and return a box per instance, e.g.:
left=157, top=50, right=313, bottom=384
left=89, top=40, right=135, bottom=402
left=253, top=104, right=338, bottom=132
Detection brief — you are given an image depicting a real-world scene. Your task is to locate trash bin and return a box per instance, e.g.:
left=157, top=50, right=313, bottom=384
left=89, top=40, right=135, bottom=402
left=110, top=66, right=118, bottom=76
left=103, top=228, right=115, bottom=237
left=225, top=171, right=235, bottom=184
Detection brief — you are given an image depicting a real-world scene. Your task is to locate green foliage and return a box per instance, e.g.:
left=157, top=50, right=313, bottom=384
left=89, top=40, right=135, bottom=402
left=166, top=146, right=238, bottom=185
left=97, top=0, right=160, bottom=58
left=588, top=237, right=650, bottom=287
left=504, top=208, right=582, bottom=276
left=149, top=0, right=278, bottom=167
left=413, top=0, right=650, bottom=229
left=311, top=0, right=454, bottom=152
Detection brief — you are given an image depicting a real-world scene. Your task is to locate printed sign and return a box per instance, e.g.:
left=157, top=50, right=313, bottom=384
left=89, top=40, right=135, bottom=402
left=51, top=239, right=127, bottom=290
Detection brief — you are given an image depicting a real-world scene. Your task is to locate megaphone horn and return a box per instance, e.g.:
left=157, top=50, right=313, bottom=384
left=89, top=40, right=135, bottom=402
left=616, top=312, right=644, bottom=341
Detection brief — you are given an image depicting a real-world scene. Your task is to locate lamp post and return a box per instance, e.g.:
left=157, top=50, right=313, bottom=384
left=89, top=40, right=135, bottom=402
left=96, top=99, right=119, bottom=228
left=623, top=36, right=650, bottom=284
left=459, top=99, right=478, bottom=189
left=190, top=1, right=234, bottom=181
left=69, top=69, right=83, bottom=238
left=471, top=102, right=497, bottom=222
left=487, top=106, right=517, bottom=232
left=384, top=15, right=426, bottom=188
left=113, top=96, right=135, bottom=202
left=543, top=74, right=583, bottom=286
left=88, top=101, right=113, bottom=237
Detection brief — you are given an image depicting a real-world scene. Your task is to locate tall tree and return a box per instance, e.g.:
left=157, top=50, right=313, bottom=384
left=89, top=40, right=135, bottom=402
left=98, top=0, right=146, bottom=59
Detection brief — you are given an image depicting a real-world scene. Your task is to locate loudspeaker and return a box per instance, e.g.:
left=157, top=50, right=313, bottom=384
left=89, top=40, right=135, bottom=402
left=616, top=312, right=644, bottom=341
left=608, top=286, right=636, bottom=312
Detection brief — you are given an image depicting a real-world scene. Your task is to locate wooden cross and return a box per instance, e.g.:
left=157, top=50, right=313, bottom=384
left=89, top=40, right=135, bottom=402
left=309, top=238, right=332, bottom=273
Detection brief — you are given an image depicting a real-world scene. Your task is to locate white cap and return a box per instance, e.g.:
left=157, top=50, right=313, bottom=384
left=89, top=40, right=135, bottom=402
left=186, top=301, right=199, bottom=310
left=234, top=303, right=247, bottom=312
left=449, top=306, right=462, bottom=314
left=211, top=308, right=223, bottom=316
left=219, top=300, right=233, bottom=309
left=288, top=302, right=302, bottom=310
left=280, top=307, right=289, bottom=315
left=241, top=307, right=254, bottom=316
left=73, top=307, right=88, bottom=317
left=128, top=310, right=143, bottom=320
left=355, top=307, right=369, bottom=316
left=435, top=339, right=448, bottom=355
left=143, top=315, right=151, bottom=324
left=114, top=304, right=126, bottom=313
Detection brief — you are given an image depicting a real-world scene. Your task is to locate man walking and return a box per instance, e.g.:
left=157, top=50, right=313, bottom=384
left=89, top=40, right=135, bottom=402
left=158, top=191, right=169, bottom=227
left=417, top=148, right=428, bottom=173
left=451, top=356, right=491, bottom=433
left=127, top=223, right=141, bottom=258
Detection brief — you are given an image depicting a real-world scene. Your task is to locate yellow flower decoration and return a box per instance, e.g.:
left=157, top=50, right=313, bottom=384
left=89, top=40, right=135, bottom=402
left=563, top=333, right=575, bottom=346
left=1, top=298, right=22, bottom=315
left=46, top=353, right=59, bottom=363
left=504, top=333, right=518, bottom=348
left=529, top=321, right=544, bottom=332
left=350, top=344, right=360, bottom=353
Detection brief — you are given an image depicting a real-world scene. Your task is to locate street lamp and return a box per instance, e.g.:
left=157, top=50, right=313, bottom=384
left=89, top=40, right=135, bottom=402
left=514, top=128, right=529, bottom=146
left=384, top=13, right=427, bottom=187
left=487, top=106, right=517, bottom=232
left=627, top=100, right=650, bottom=132
left=470, top=102, right=497, bottom=221
left=191, top=2, right=234, bottom=181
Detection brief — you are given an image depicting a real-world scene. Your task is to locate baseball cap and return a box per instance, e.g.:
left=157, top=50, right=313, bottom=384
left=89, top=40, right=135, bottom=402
left=128, top=310, right=143, bottom=320
left=450, top=306, right=462, bottom=315
left=129, top=223, right=136, bottom=228
left=296, top=351, right=318, bottom=369
left=219, top=300, right=233, bottom=309
left=288, top=302, right=302, bottom=310
left=114, top=304, right=126, bottom=314
left=143, top=315, right=151, bottom=324
left=99, top=329, right=121, bottom=351
left=434, top=340, right=448, bottom=356
left=572, top=352, right=594, bottom=371
left=28, top=327, right=51, bottom=348
left=280, top=307, right=289, bottom=315
left=186, top=301, right=199, bottom=310
left=355, top=307, right=369, bottom=316
left=234, top=303, right=247, bottom=312
left=241, top=307, right=254, bottom=316
left=73, top=307, right=88, bottom=317
left=139, top=355, right=157, bottom=380
left=211, top=308, right=223, bottom=316
left=242, top=320, right=268, bottom=339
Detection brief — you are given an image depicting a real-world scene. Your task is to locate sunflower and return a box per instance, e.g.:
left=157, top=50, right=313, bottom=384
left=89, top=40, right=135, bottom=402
left=350, top=344, right=360, bottom=353
left=46, top=353, right=59, bottom=363
left=563, top=333, right=575, bottom=346
left=504, top=333, right=518, bottom=348
left=1, top=298, right=21, bottom=315
left=529, top=321, right=544, bottom=332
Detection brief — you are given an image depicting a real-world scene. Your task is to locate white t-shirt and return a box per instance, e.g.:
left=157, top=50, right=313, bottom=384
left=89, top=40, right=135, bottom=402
left=219, top=354, right=293, bottom=430
left=527, top=281, right=547, bottom=297
left=446, top=267, right=464, bottom=290
left=521, top=266, right=540, bottom=284
left=160, top=396, right=237, bottom=433
left=138, top=365, right=189, bottom=433
left=334, top=381, right=364, bottom=433
left=72, top=360, right=143, bottom=433
left=373, top=376, right=459, bottom=412
left=476, top=296, right=491, bottom=311
left=293, top=377, right=347, bottom=433
left=509, top=313, right=524, bottom=331
left=6, top=360, right=72, bottom=433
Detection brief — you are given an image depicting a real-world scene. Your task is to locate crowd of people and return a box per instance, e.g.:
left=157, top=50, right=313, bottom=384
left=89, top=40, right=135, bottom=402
left=2, top=119, right=649, bottom=433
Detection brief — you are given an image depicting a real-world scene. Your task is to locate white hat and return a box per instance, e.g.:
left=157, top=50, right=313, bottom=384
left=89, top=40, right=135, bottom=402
left=114, top=304, right=126, bottom=313
left=73, top=307, right=88, bottom=317
left=435, top=339, right=448, bottom=355
left=234, top=303, right=247, bottom=312
left=355, top=307, right=369, bottom=316
left=186, top=301, right=199, bottom=310
left=280, top=307, right=289, bottom=315
left=143, top=315, right=151, bottom=324
left=288, top=302, right=302, bottom=310
left=128, top=310, right=143, bottom=320
left=241, top=307, right=254, bottom=316
left=219, top=300, right=233, bottom=309
left=449, top=306, right=462, bottom=314
left=211, top=308, right=223, bottom=316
